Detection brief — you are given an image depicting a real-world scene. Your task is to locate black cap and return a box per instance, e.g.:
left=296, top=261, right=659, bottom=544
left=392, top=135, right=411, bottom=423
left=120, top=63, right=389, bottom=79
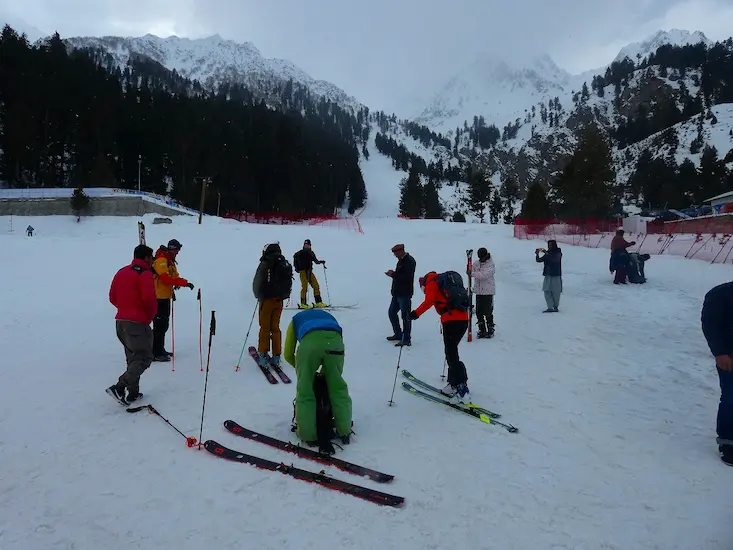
left=167, top=239, right=182, bottom=251
left=134, top=244, right=154, bottom=260
left=304, top=239, right=311, bottom=245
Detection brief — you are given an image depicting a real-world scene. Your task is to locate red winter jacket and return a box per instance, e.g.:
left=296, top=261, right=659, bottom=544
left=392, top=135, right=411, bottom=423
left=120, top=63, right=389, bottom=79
left=109, top=258, right=158, bottom=324
left=414, top=272, right=469, bottom=323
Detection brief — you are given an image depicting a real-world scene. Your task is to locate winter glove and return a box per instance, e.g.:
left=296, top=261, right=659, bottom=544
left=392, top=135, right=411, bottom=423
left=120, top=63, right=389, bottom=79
left=408, top=310, right=419, bottom=320
left=186, top=282, right=194, bottom=290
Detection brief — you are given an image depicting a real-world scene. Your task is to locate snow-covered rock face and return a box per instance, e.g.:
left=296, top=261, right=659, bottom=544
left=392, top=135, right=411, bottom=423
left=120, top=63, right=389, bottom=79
left=62, top=33, right=364, bottom=114
left=413, top=53, right=572, bottom=135
left=614, top=29, right=713, bottom=64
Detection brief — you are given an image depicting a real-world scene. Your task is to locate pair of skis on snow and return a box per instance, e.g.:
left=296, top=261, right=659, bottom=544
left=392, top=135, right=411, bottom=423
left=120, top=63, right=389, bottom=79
left=248, top=346, right=291, bottom=384
left=401, top=370, right=518, bottom=433
left=205, top=420, right=404, bottom=507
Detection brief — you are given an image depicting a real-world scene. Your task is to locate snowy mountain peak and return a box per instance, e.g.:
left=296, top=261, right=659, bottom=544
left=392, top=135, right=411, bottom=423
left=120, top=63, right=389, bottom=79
left=62, top=32, right=363, bottom=113
left=614, top=29, right=712, bottom=64
left=413, top=52, right=570, bottom=134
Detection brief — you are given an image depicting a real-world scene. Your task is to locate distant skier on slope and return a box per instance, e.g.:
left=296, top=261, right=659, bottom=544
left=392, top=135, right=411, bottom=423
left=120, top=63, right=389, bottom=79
left=106, top=244, right=157, bottom=405
left=283, top=308, right=353, bottom=450
left=535, top=240, right=562, bottom=312
left=152, top=239, right=194, bottom=362
left=409, top=272, right=471, bottom=403
left=701, top=281, right=733, bottom=466
left=293, top=239, right=327, bottom=308
left=252, top=242, right=292, bottom=368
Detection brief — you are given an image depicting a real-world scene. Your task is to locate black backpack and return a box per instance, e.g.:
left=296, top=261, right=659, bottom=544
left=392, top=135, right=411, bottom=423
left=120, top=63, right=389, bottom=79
left=270, top=255, right=293, bottom=300
left=293, top=251, right=303, bottom=273
left=291, top=372, right=337, bottom=454
left=435, top=270, right=470, bottom=312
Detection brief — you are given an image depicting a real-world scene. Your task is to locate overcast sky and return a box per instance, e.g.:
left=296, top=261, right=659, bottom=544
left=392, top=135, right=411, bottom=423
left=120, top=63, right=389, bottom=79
left=1, top=0, right=732, bottom=112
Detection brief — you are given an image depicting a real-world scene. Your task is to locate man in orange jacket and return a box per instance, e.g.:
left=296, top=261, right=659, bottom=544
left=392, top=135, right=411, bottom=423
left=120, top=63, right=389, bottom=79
left=409, top=272, right=471, bottom=403
left=152, top=239, right=194, bottom=361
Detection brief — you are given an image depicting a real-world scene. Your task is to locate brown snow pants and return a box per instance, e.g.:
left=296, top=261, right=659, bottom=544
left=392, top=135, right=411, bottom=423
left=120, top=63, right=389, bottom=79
left=258, top=298, right=283, bottom=355
left=116, top=320, right=153, bottom=394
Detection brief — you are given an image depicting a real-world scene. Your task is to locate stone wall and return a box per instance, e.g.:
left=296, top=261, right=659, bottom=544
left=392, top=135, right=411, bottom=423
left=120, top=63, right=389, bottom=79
left=0, top=196, right=192, bottom=217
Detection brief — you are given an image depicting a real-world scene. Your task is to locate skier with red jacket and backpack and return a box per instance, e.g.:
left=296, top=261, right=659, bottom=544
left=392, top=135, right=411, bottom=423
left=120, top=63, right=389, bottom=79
left=409, top=271, right=471, bottom=403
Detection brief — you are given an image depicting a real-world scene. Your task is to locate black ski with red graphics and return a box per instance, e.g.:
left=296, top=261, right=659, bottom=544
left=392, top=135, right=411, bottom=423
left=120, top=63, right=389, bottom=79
left=203, top=440, right=404, bottom=507
left=223, top=420, right=393, bottom=483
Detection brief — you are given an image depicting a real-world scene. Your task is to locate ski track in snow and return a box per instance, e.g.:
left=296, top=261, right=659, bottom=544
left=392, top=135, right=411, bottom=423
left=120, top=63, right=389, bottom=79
left=1, top=214, right=732, bottom=550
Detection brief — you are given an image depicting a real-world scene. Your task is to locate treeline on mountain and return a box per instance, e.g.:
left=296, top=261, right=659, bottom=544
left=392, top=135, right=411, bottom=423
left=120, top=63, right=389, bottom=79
left=373, top=132, right=462, bottom=182
left=626, top=142, right=733, bottom=210
left=397, top=166, right=445, bottom=219
left=586, top=40, right=733, bottom=148
left=0, top=25, right=367, bottom=214
left=519, top=123, right=621, bottom=221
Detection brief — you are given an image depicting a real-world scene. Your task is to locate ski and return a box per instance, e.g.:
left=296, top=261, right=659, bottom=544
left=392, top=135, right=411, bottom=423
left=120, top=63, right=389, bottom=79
left=466, top=249, right=473, bottom=342
left=138, top=221, right=146, bottom=245
left=401, top=382, right=518, bottom=433
left=400, top=370, right=501, bottom=419
left=203, top=440, right=404, bottom=507
left=223, top=420, right=393, bottom=483
left=248, top=346, right=278, bottom=384
left=284, top=303, right=358, bottom=310
left=269, top=361, right=291, bottom=384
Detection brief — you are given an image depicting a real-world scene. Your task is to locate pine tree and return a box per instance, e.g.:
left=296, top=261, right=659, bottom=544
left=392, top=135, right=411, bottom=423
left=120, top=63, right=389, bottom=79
left=520, top=181, right=552, bottom=220
left=423, top=179, right=444, bottom=219
left=70, top=187, right=90, bottom=222
left=488, top=188, right=502, bottom=223
left=551, top=123, right=617, bottom=219
left=697, top=145, right=727, bottom=203
left=499, top=174, right=520, bottom=223
left=398, top=166, right=424, bottom=218
left=466, top=168, right=491, bottom=222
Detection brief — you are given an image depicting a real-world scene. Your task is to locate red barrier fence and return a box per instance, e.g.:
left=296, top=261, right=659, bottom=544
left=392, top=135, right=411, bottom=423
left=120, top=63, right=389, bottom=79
left=222, top=211, right=364, bottom=234
left=514, top=216, right=733, bottom=264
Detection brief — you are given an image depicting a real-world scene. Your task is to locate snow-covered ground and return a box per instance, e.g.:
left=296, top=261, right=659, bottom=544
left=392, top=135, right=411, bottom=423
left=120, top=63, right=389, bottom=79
left=2, top=213, right=732, bottom=550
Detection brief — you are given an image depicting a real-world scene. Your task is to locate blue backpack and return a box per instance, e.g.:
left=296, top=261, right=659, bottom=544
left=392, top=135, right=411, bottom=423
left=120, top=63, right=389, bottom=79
left=435, top=271, right=470, bottom=312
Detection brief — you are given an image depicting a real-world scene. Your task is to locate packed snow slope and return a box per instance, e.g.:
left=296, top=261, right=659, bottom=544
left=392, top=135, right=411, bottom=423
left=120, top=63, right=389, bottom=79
left=2, top=214, right=732, bottom=550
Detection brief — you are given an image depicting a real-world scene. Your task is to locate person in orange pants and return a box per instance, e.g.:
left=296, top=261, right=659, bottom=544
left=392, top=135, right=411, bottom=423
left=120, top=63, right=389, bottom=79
left=252, top=242, right=293, bottom=366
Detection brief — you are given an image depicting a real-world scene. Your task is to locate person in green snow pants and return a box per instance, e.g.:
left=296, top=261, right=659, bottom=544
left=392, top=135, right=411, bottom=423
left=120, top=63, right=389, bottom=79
left=283, top=308, right=352, bottom=443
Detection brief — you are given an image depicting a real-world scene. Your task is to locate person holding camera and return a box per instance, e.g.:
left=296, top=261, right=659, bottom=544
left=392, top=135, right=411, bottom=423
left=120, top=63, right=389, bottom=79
left=535, top=240, right=562, bottom=313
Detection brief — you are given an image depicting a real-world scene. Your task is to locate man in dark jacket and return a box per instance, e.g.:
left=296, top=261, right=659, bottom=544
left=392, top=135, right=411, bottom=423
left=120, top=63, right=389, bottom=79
left=385, top=243, right=416, bottom=346
left=106, top=245, right=158, bottom=405
left=293, top=239, right=327, bottom=308
left=701, top=281, right=733, bottom=466
left=535, top=240, right=562, bottom=312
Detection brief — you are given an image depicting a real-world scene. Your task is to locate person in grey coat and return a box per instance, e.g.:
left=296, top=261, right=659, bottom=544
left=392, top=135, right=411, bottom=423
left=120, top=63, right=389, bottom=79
left=535, top=240, right=562, bottom=312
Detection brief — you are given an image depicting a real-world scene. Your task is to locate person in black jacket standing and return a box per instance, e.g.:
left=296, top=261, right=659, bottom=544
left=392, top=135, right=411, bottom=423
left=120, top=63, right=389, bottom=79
left=535, top=240, right=562, bottom=312
left=701, top=281, right=733, bottom=466
left=385, top=243, right=416, bottom=346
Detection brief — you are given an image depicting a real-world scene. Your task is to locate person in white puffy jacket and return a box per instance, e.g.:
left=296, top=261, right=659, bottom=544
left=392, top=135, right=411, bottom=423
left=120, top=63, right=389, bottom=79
left=470, top=247, right=496, bottom=338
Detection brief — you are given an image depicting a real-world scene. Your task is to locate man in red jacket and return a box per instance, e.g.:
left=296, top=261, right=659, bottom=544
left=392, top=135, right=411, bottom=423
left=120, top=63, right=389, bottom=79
left=106, top=245, right=158, bottom=405
left=409, top=272, right=471, bottom=403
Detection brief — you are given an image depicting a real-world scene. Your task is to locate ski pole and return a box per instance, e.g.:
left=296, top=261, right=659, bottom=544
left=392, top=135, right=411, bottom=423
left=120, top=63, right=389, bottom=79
left=198, top=310, right=216, bottom=448
left=171, top=294, right=176, bottom=372
left=323, top=264, right=331, bottom=306
left=127, top=405, right=198, bottom=447
left=440, top=323, right=447, bottom=380
left=235, top=303, right=258, bottom=371
left=388, top=335, right=406, bottom=406
left=198, top=289, right=203, bottom=372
